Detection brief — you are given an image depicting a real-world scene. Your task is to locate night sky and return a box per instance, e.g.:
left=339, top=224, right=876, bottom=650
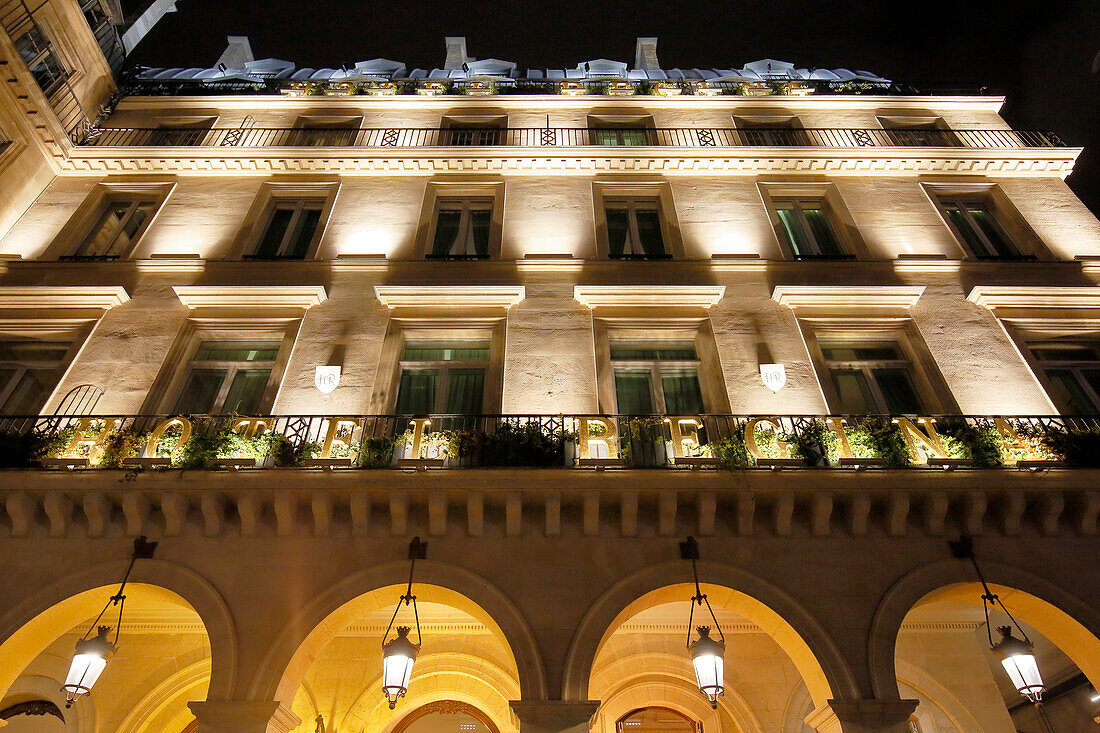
left=129, top=0, right=1100, bottom=214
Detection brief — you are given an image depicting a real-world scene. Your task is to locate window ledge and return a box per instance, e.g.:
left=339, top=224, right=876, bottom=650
left=172, top=285, right=328, bottom=310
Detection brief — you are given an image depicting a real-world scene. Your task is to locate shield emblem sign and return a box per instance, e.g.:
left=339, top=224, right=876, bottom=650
left=760, top=363, right=786, bottom=392
left=315, top=366, right=341, bottom=395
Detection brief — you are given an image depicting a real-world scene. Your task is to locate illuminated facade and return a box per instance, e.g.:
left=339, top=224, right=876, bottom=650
left=0, top=9, right=1099, bottom=733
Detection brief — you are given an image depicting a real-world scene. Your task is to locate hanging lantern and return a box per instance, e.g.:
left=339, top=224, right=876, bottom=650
left=381, top=537, right=427, bottom=709
left=681, top=537, right=727, bottom=708
left=991, top=626, right=1044, bottom=702
left=381, top=625, right=420, bottom=708
left=61, top=537, right=156, bottom=708
left=689, top=625, right=725, bottom=707
left=62, top=626, right=115, bottom=706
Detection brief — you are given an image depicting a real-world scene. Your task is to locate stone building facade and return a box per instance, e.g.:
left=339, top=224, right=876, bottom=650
left=0, top=7, right=1099, bottom=733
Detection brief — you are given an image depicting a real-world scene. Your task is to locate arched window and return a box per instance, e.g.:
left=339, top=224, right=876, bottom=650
left=392, top=700, right=500, bottom=733
left=616, top=706, right=698, bottom=732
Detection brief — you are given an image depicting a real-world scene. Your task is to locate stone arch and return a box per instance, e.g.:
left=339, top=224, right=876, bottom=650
left=251, top=560, right=546, bottom=707
left=869, top=558, right=1100, bottom=700
left=563, top=560, right=859, bottom=708
left=893, top=659, right=984, bottom=733
left=0, top=558, right=237, bottom=703
left=116, top=659, right=212, bottom=733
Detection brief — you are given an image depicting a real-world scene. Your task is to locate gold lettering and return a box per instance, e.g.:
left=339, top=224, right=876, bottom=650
left=894, top=417, right=948, bottom=463
left=143, top=417, right=192, bottom=458
left=321, top=418, right=361, bottom=458
left=667, top=417, right=703, bottom=458
left=230, top=417, right=273, bottom=440
left=66, top=417, right=122, bottom=464
left=579, top=417, right=618, bottom=459
left=826, top=417, right=853, bottom=458
left=406, top=418, right=431, bottom=459
left=744, top=418, right=791, bottom=460
left=994, top=417, right=1027, bottom=465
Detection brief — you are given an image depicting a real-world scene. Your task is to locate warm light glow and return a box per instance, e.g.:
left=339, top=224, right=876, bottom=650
left=382, top=625, right=420, bottom=708
left=991, top=626, right=1043, bottom=702
left=62, top=626, right=115, bottom=707
left=689, top=625, right=725, bottom=708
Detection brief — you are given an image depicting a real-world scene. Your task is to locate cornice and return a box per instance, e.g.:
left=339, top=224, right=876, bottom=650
left=0, top=286, right=129, bottom=309
left=574, top=285, right=725, bottom=309
left=374, top=285, right=526, bottom=309
left=772, top=285, right=925, bottom=310
left=172, top=285, right=328, bottom=310
left=967, top=286, right=1100, bottom=310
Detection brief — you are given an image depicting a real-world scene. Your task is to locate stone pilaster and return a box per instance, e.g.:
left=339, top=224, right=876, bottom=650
left=188, top=701, right=300, bottom=733
left=510, top=700, right=601, bottom=733
left=805, top=699, right=919, bottom=733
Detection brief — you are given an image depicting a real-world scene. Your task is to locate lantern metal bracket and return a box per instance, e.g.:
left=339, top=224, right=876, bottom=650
left=78, top=536, right=158, bottom=648
left=949, top=536, right=1031, bottom=646
left=383, top=537, right=426, bottom=649
left=681, top=536, right=724, bottom=647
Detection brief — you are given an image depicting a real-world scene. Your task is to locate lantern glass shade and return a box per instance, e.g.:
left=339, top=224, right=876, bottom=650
left=991, top=626, right=1043, bottom=702
left=689, top=626, right=725, bottom=708
left=382, top=626, right=420, bottom=709
left=62, top=627, right=115, bottom=706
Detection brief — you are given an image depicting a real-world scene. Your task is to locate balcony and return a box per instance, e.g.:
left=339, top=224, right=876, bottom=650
left=1, top=413, right=1094, bottom=471
left=78, top=127, right=1067, bottom=149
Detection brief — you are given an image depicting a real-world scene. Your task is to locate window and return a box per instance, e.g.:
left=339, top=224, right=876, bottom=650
left=605, top=198, right=667, bottom=259
left=63, top=199, right=157, bottom=260
left=880, top=119, right=960, bottom=147
left=149, top=118, right=216, bottom=146
left=288, top=117, right=361, bottom=146
left=936, top=196, right=1025, bottom=260
left=394, top=341, right=489, bottom=414
left=735, top=117, right=806, bottom=146
left=428, top=199, right=492, bottom=259
left=773, top=199, right=849, bottom=259
left=13, top=25, right=67, bottom=94
left=615, top=707, right=695, bottom=732
left=820, top=341, right=925, bottom=414
left=247, top=199, right=324, bottom=260
left=173, top=340, right=281, bottom=414
left=0, top=340, right=72, bottom=414
left=440, top=116, right=507, bottom=146
left=588, top=115, right=655, bottom=146
left=1027, top=340, right=1100, bottom=414
left=80, top=0, right=110, bottom=30
left=610, top=341, right=704, bottom=414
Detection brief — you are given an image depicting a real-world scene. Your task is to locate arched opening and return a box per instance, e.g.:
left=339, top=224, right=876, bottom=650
left=891, top=582, right=1100, bottom=733
left=275, top=584, right=522, bottom=733
left=587, top=583, right=839, bottom=733
left=615, top=706, right=696, bottom=732
left=0, top=583, right=212, bottom=733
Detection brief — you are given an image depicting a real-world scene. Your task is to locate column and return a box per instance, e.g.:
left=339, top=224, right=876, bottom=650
left=510, top=700, right=601, bottom=733
left=188, top=701, right=300, bottom=733
left=805, top=699, right=919, bottom=733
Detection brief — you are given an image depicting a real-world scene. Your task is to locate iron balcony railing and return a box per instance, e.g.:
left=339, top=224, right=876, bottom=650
left=0, top=413, right=1092, bottom=470
left=79, top=127, right=1068, bottom=149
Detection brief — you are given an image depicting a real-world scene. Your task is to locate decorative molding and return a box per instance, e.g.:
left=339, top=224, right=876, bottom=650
left=967, top=286, right=1100, bottom=310
left=0, top=286, right=129, bottom=310
left=574, top=285, right=725, bottom=309
left=172, top=286, right=328, bottom=310
left=772, top=285, right=925, bottom=310
left=374, top=285, right=525, bottom=309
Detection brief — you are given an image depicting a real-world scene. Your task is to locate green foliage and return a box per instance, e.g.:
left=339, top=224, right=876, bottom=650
left=481, top=422, right=565, bottom=467
left=177, top=419, right=234, bottom=470
left=710, top=430, right=752, bottom=469
left=265, top=433, right=320, bottom=467
left=586, top=82, right=608, bottom=95
left=305, top=83, right=326, bottom=96
left=788, top=419, right=833, bottom=466
left=99, top=427, right=149, bottom=468
left=626, top=417, right=664, bottom=443
left=359, top=434, right=396, bottom=468
left=498, top=82, right=555, bottom=95
left=935, top=418, right=1004, bottom=468
left=845, top=418, right=911, bottom=467
left=0, top=428, right=68, bottom=468
left=1041, top=426, right=1100, bottom=467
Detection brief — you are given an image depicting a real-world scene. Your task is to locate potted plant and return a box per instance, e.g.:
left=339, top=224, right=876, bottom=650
left=843, top=418, right=911, bottom=468
left=710, top=430, right=752, bottom=470
left=1040, top=425, right=1100, bottom=467
left=358, top=434, right=396, bottom=468
left=935, top=418, right=1004, bottom=468
left=0, top=426, right=70, bottom=468
left=624, top=417, right=670, bottom=467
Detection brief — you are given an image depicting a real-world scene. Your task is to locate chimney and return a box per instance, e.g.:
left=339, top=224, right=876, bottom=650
left=634, top=37, right=659, bottom=71
left=444, top=36, right=469, bottom=70
left=216, top=35, right=254, bottom=69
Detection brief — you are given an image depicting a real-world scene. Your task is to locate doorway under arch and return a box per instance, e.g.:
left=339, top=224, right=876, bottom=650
left=392, top=700, right=500, bottom=733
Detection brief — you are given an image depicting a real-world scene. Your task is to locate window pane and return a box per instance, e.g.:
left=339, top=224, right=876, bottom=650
left=821, top=344, right=903, bottom=361
left=1080, top=369, right=1100, bottom=410
left=802, top=207, right=843, bottom=256
left=174, top=369, right=227, bottom=414
left=193, top=341, right=280, bottom=362
left=222, top=369, right=271, bottom=414
left=402, top=342, right=490, bottom=361
left=610, top=342, right=697, bottom=361
left=431, top=209, right=463, bottom=256
left=469, top=209, right=491, bottom=257
left=285, top=207, right=322, bottom=258
left=255, top=208, right=294, bottom=258
left=776, top=207, right=809, bottom=256
left=395, top=369, right=437, bottom=413
left=75, top=204, right=130, bottom=257
left=0, top=369, right=55, bottom=414
left=1045, top=369, right=1097, bottom=414
left=1030, top=342, right=1100, bottom=361
left=606, top=207, right=629, bottom=257
left=615, top=370, right=654, bottom=414
left=444, top=368, right=485, bottom=413
left=0, top=342, right=70, bottom=362
left=873, top=368, right=923, bottom=413
left=943, top=205, right=991, bottom=257
left=634, top=209, right=665, bottom=256
left=661, top=369, right=704, bottom=414
left=592, top=129, right=619, bottom=146
left=829, top=369, right=875, bottom=413
left=966, top=205, right=1018, bottom=257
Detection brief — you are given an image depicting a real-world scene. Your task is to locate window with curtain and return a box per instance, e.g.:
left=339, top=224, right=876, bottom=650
left=610, top=341, right=704, bottom=414
left=248, top=199, right=324, bottom=259
left=173, top=340, right=281, bottom=415
left=1028, top=340, right=1100, bottom=414
left=394, top=341, right=490, bottom=414
left=65, top=199, right=157, bottom=260
left=429, top=199, right=493, bottom=259
left=773, top=198, right=849, bottom=259
left=604, top=199, right=667, bottom=259
left=736, top=121, right=806, bottom=146
left=936, top=196, right=1024, bottom=259
left=590, top=126, right=651, bottom=146
left=820, top=341, right=925, bottom=414
left=0, top=340, right=72, bottom=414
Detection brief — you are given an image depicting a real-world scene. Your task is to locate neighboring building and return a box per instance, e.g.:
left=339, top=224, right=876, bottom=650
left=0, top=10, right=1100, bottom=733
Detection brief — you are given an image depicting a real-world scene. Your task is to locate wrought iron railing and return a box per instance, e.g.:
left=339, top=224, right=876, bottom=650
left=0, top=413, right=1094, bottom=470
left=78, top=127, right=1067, bottom=149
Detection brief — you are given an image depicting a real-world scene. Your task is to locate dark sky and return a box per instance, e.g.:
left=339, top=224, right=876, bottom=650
left=129, top=0, right=1100, bottom=213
